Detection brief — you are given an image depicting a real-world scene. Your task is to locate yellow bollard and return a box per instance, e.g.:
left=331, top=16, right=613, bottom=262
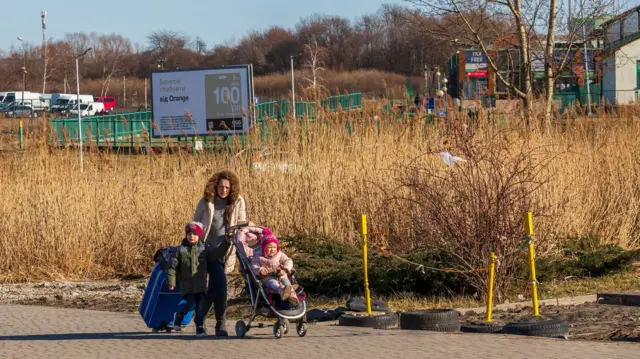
left=361, top=214, right=372, bottom=314
left=524, top=212, right=540, bottom=317
left=485, top=252, right=497, bottom=322
left=19, top=120, right=24, bottom=151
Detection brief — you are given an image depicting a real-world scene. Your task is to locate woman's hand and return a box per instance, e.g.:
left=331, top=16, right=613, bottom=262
left=258, top=268, right=270, bottom=277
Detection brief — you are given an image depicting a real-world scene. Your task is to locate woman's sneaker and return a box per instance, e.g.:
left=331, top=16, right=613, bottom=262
left=196, top=326, right=208, bottom=337
left=215, top=321, right=228, bottom=336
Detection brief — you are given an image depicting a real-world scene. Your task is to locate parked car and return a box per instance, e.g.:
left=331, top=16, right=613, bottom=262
left=95, top=96, right=117, bottom=112
left=2, top=103, right=38, bottom=118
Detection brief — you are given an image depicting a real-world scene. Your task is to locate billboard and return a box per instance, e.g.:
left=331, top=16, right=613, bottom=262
left=465, top=51, right=488, bottom=78
left=150, top=65, right=254, bottom=137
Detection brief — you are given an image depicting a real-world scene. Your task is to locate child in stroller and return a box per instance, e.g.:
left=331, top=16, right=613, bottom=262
left=228, top=224, right=308, bottom=339
left=251, top=228, right=300, bottom=307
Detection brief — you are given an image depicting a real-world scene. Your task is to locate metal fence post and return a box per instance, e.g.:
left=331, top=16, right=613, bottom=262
left=130, top=116, right=134, bottom=150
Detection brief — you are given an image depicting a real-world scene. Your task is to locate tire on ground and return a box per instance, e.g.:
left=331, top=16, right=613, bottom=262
left=338, top=312, right=399, bottom=329
left=400, top=309, right=460, bottom=332
left=502, top=318, right=569, bottom=338
left=460, top=322, right=504, bottom=334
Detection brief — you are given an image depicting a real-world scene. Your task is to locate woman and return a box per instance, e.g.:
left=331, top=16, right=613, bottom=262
left=193, top=169, right=247, bottom=336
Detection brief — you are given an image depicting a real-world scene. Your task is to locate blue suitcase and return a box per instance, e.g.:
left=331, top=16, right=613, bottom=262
left=139, top=262, right=194, bottom=332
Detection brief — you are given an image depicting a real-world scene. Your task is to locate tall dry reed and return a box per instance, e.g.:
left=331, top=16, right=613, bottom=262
left=1, top=103, right=640, bottom=283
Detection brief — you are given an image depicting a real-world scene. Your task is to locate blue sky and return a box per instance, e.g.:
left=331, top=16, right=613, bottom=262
left=3, top=0, right=640, bottom=54
left=0, top=0, right=407, bottom=53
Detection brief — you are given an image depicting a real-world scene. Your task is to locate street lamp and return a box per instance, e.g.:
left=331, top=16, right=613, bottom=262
left=442, top=78, right=449, bottom=108
left=21, top=67, right=27, bottom=111
left=17, top=37, right=26, bottom=104
left=75, top=47, right=92, bottom=171
left=290, top=55, right=296, bottom=119
left=156, top=58, right=166, bottom=70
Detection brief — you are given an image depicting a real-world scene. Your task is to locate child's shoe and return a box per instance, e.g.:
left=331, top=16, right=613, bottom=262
left=196, top=326, right=208, bottom=337
left=288, top=294, right=300, bottom=307
left=281, top=285, right=293, bottom=300
left=172, top=313, right=184, bottom=332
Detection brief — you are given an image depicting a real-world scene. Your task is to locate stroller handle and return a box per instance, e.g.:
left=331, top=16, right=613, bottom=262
left=225, top=222, right=251, bottom=238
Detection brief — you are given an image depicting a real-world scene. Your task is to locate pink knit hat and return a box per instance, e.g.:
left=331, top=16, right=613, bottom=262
left=261, top=227, right=280, bottom=253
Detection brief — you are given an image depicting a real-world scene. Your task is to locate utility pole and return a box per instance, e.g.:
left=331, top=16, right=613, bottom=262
left=144, top=77, right=148, bottom=110
left=41, top=10, right=48, bottom=94
left=291, top=55, right=296, bottom=119
left=123, top=75, right=127, bottom=109
left=76, top=47, right=92, bottom=172
left=580, top=5, right=592, bottom=115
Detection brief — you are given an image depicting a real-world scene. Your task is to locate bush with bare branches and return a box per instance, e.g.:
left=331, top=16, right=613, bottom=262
left=397, top=118, right=564, bottom=299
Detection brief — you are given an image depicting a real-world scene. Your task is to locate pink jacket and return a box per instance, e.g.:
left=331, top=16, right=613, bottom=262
left=251, top=250, right=294, bottom=277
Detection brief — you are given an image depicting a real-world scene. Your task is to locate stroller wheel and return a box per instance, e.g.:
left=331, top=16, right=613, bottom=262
left=165, top=327, right=173, bottom=333
left=235, top=320, right=247, bottom=338
left=282, top=319, right=290, bottom=335
left=273, top=322, right=284, bottom=339
left=296, top=322, right=308, bottom=337
left=151, top=328, right=161, bottom=333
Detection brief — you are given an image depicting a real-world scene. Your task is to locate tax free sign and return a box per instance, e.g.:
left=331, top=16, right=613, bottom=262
left=150, top=65, right=254, bottom=137
left=465, top=51, right=488, bottom=78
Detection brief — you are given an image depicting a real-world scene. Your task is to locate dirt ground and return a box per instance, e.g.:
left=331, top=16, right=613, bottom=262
left=2, top=279, right=640, bottom=342
left=461, top=301, right=640, bottom=342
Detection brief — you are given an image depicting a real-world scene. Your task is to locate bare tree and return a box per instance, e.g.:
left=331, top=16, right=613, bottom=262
left=92, top=34, right=132, bottom=96
left=147, top=30, right=189, bottom=53
left=302, top=41, right=327, bottom=99
left=406, top=0, right=537, bottom=125
left=406, top=0, right=611, bottom=126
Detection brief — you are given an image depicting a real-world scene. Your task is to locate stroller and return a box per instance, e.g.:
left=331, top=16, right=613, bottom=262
left=227, top=224, right=308, bottom=339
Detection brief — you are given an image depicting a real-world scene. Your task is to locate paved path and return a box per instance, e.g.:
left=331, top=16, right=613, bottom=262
left=0, top=305, right=638, bottom=359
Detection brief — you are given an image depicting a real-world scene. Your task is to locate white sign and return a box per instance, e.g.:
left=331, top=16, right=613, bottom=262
left=150, top=65, right=254, bottom=137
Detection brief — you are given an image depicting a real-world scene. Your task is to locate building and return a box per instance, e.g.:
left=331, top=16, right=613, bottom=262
left=600, top=6, right=640, bottom=105
left=448, top=45, right=600, bottom=109
left=447, top=19, right=609, bottom=105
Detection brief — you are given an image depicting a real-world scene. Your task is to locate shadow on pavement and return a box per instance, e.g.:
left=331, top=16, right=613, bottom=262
left=0, top=332, right=272, bottom=341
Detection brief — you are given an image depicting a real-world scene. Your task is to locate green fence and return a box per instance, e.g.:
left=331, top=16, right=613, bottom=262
left=50, top=111, right=152, bottom=147
left=50, top=93, right=363, bottom=147
left=254, top=93, right=362, bottom=121
left=553, top=84, right=602, bottom=111
left=255, top=100, right=317, bottom=120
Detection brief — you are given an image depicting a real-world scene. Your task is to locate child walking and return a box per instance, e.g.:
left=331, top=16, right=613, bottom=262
left=251, top=228, right=299, bottom=307
left=167, top=221, right=230, bottom=337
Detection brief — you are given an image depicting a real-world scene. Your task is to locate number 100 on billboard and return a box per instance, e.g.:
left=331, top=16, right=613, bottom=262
left=150, top=65, right=254, bottom=137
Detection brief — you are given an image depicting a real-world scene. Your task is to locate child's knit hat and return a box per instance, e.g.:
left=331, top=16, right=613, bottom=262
left=261, top=227, right=280, bottom=253
left=185, top=221, right=204, bottom=238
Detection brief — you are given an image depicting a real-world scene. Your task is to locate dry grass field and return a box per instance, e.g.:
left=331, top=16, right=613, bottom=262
left=1, top=100, right=640, bottom=284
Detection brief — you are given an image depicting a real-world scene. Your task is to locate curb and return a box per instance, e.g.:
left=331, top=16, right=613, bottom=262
left=456, top=294, right=597, bottom=315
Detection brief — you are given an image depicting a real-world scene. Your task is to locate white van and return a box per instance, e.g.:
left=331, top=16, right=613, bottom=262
left=2, top=92, right=48, bottom=110
left=52, top=94, right=94, bottom=113
left=40, top=93, right=52, bottom=109
left=69, top=102, right=105, bottom=117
